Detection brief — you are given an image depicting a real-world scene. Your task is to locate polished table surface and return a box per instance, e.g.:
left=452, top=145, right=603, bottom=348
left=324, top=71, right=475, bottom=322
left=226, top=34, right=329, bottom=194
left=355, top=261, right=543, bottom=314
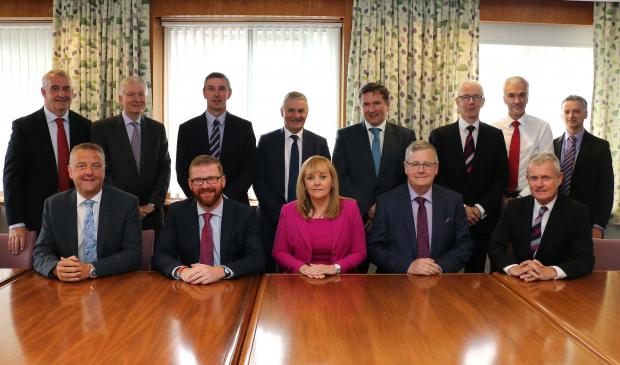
left=0, top=268, right=26, bottom=288
left=0, top=271, right=260, bottom=365
left=494, top=271, right=620, bottom=365
left=240, top=274, right=606, bottom=365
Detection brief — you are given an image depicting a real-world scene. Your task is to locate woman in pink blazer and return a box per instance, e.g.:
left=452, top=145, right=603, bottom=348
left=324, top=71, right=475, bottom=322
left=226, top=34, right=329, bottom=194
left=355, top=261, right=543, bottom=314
left=272, top=156, right=366, bottom=278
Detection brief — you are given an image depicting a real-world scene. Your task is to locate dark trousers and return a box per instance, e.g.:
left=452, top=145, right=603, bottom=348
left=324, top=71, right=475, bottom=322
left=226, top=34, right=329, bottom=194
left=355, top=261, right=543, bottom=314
left=464, top=231, right=490, bottom=273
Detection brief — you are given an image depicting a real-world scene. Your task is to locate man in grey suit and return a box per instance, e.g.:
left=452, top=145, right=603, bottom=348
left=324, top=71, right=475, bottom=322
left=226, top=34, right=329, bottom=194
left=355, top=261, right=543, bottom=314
left=33, top=143, right=142, bottom=281
left=91, top=76, right=171, bottom=230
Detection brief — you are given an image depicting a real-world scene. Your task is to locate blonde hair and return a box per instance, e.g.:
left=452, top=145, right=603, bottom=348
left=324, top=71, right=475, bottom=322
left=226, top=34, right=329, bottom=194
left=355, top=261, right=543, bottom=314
left=295, top=156, right=341, bottom=219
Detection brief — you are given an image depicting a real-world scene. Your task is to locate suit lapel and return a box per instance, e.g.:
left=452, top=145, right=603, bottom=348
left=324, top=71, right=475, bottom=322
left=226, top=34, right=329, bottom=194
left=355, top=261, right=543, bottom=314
left=113, top=115, right=140, bottom=175
left=398, top=186, right=418, bottom=256
left=538, top=195, right=563, bottom=256
left=37, top=109, right=59, bottom=179
left=553, top=133, right=564, bottom=159
left=357, top=122, right=375, bottom=172
left=573, top=131, right=592, bottom=173
left=220, top=199, right=233, bottom=263
left=430, top=187, right=443, bottom=257
left=448, top=123, right=467, bottom=172
left=96, top=187, right=112, bottom=257
left=220, top=113, right=236, bottom=161
left=520, top=197, right=535, bottom=258
left=65, top=191, right=79, bottom=255
left=185, top=200, right=201, bottom=262
left=275, top=129, right=286, bottom=199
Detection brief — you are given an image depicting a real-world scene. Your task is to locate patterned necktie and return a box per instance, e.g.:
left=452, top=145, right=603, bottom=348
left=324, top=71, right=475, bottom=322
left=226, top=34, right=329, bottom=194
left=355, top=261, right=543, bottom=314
left=560, top=135, right=577, bottom=195
left=464, top=125, right=476, bottom=175
left=210, top=119, right=221, bottom=159
left=55, top=118, right=70, bottom=192
left=287, top=135, right=299, bottom=202
left=200, top=213, right=214, bottom=265
left=130, top=121, right=141, bottom=172
left=369, top=127, right=381, bottom=176
left=82, top=200, right=98, bottom=263
left=415, top=196, right=430, bottom=258
left=530, top=205, right=548, bottom=257
left=507, top=120, right=520, bottom=191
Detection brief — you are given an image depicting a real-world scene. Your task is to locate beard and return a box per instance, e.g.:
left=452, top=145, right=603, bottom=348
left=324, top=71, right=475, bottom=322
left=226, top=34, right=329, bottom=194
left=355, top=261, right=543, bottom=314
left=194, top=186, right=223, bottom=208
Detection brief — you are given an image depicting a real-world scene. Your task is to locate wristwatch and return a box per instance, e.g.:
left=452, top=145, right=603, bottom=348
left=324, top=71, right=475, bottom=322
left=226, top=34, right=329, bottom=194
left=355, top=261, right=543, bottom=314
left=334, top=263, right=341, bottom=274
left=88, top=264, right=98, bottom=279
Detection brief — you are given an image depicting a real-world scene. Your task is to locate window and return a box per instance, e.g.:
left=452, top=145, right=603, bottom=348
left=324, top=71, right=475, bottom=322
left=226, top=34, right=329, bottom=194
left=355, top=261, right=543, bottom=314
left=0, top=23, right=53, bottom=190
left=479, top=23, right=593, bottom=137
left=164, top=22, right=341, bottom=198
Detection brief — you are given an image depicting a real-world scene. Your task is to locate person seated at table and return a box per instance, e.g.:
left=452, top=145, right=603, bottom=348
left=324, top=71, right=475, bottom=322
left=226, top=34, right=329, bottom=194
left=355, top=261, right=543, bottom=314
left=367, top=141, right=473, bottom=275
left=488, top=153, right=594, bottom=281
left=152, top=155, right=264, bottom=284
left=32, top=143, right=142, bottom=281
left=272, top=156, right=366, bottom=278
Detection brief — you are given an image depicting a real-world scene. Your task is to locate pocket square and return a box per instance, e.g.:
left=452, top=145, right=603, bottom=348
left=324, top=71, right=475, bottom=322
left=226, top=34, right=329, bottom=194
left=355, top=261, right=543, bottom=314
left=443, top=217, right=453, bottom=224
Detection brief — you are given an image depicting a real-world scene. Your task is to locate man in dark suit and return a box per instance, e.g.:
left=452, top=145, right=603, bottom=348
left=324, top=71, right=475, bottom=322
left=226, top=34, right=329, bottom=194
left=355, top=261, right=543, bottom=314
left=153, top=155, right=264, bottom=284
left=91, top=76, right=171, bottom=230
left=4, top=69, right=91, bottom=255
left=33, top=143, right=142, bottom=281
left=368, top=141, right=473, bottom=274
left=176, top=72, right=256, bottom=204
left=488, top=153, right=594, bottom=280
left=553, top=95, right=613, bottom=239
left=255, top=91, right=331, bottom=271
left=333, top=82, right=416, bottom=224
left=429, top=80, right=508, bottom=273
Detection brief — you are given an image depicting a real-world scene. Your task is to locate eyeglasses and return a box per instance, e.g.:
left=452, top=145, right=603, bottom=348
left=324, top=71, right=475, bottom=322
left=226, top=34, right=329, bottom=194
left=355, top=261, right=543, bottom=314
left=405, top=161, right=437, bottom=170
left=190, top=176, right=223, bottom=186
left=457, top=95, right=483, bottom=102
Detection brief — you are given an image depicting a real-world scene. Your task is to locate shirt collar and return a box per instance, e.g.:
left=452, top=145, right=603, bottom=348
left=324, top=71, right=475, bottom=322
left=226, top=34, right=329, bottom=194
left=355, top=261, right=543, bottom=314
left=44, top=106, right=69, bottom=124
left=364, top=120, right=387, bottom=131
left=122, top=110, right=142, bottom=124
left=284, top=127, right=304, bottom=140
left=564, top=129, right=585, bottom=144
left=76, top=189, right=103, bottom=206
left=407, top=184, right=433, bottom=204
left=458, top=118, right=480, bottom=131
left=205, top=110, right=227, bottom=126
left=197, top=197, right=224, bottom=218
left=533, top=194, right=557, bottom=214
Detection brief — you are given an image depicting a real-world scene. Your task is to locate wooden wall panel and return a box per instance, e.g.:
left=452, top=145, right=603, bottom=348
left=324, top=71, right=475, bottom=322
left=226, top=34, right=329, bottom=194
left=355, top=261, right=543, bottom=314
left=0, top=0, right=51, bottom=18
left=480, top=0, right=593, bottom=25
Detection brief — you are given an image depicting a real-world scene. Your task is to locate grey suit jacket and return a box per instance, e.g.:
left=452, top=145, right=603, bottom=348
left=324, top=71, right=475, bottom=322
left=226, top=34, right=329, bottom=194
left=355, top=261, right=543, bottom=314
left=32, top=185, right=142, bottom=278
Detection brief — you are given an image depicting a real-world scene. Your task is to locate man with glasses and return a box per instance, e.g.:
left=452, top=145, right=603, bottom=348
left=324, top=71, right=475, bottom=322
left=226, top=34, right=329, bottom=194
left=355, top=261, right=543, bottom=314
left=429, top=80, right=508, bottom=273
left=368, top=141, right=473, bottom=275
left=152, top=155, right=264, bottom=284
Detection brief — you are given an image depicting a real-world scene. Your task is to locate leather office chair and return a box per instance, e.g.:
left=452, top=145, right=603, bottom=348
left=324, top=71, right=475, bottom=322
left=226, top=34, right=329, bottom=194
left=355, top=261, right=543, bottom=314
left=142, top=229, right=155, bottom=271
left=593, top=238, right=620, bottom=270
left=0, top=231, right=37, bottom=269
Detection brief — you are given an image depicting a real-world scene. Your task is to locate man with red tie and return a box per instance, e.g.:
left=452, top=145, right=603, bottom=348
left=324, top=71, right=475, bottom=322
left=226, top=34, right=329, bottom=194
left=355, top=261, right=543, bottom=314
left=152, top=155, right=264, bottom=284
left=3, top=70, right=91, bottom=255
left=493, top=76, right=553, bottom=201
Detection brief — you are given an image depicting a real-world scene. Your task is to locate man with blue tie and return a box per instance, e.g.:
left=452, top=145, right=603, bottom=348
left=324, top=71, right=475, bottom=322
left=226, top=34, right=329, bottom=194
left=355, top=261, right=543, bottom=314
left=255, top=91, right=330, bottom=272
left=32, top=143, right=142, bottom=281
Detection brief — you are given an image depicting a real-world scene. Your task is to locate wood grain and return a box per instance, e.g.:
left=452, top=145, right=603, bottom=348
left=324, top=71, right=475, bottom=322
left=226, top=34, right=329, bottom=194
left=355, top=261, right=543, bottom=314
left=0, top=269, right=26, bottom=288
left=480, top=0, right=593, bottom=25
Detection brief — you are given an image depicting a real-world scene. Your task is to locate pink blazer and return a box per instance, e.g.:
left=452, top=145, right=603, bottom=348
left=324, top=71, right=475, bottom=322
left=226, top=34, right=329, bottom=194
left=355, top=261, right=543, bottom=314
left=272, top=198, right=367, bottom=273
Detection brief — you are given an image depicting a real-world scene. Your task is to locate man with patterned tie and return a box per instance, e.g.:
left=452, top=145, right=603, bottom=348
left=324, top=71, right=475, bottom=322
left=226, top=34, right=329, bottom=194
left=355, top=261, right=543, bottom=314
left=32, top=143, right=142, bottom=281
left=488, top=153, right=594, bottom=280
left=553, top=95, right=613, bottom=239
left=176, top=72, right=256, bottom=204
left=367, top=141, right=473, bottom=274
left=429, top=80, right=508, bottom=273
left=3, top=70, right=91, bottom=255
left=255, top=91, right=330, bottom=272
left=493, top=76, right=553, bottom=201
left=153, top=155, right=264, bottom=284
left=91, top=76, right=171, bottom=231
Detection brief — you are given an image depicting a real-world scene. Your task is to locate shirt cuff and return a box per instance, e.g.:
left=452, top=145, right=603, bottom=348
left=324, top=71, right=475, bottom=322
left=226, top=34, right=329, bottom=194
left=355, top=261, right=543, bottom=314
left=222, top=265, right=234, bottom=279
left=503, top=264, right=517, bottom=275
left=9, top=223, right=26, bottom=230
left=172, top=266, right=185, bottom=280
left=593, top=224, right=604, bottom=232
left=551, top=266, right=567, bottom=280
left=474, top=204, right=487, bottom=220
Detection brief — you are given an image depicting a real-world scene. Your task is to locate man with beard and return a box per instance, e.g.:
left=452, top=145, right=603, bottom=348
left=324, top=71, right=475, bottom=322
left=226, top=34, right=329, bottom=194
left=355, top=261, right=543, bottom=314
left=152, top=155, right=264, bottom=284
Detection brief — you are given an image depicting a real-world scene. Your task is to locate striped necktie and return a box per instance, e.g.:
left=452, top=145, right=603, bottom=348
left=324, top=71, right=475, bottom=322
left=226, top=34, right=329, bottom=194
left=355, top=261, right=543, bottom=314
left=530, top=205, right=548, bottom=257
left=130, top=121, right=141, bottom=172
left=560, top=135, right=577, bottom=195
left=210, top=119, right=221, bottom=159
left=464, top=125, right=475, bottom=175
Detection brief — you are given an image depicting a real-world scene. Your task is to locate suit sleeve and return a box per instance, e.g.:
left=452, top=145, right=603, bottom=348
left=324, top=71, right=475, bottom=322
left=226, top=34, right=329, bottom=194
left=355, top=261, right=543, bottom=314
left=149, top=125, right=171, bottom=207
left=592, top=140, right=614, bottom=228
left=224, top=123, right=256, bottom=202
left=32, top=199, right=61, bottom=277
left=558, top=205, right=595, bottom=278
left=272, top=206, right=307, bottom=273
left=332, top=129, right=371, bottom=215
left=176, top=125, right=192, bottom=198
left=435, top=195, right=474, bottom=273
left=3, top=121, right=28, bottom=226
left=224, top=207, right=265, bottom=276
left=254, top=135, right=282, bottom=224
left=367, top=196, right=412, bottom=273
left=335, top=202, right=367, bottom=273
left=488, top=202, right=518, bottom=271
left=151, top=205, right=185, bottom=278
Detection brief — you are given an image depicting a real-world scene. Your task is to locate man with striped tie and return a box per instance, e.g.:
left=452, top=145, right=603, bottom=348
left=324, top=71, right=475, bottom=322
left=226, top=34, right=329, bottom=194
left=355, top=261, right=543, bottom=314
left=489, top=153, right=594, bottom=280
left=553, top=95, right=613, bottom=239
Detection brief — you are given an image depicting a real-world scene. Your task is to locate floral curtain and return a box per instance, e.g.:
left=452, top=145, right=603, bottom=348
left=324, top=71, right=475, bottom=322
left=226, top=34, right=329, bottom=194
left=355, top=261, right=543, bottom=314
left=52, top=0, right=151, bottom=121
left=592, top=3, right=620, bottom=224
left=346, top=0, right=479, bottom=140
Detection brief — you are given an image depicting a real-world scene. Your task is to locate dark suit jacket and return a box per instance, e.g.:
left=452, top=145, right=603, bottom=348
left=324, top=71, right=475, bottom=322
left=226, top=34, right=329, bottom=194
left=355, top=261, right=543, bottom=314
left=553, top=131, right=614, bottom=228
left=429, top=121, right=508, bottom=234
left=152, top=198, right=264, bottom=278
left=3, top=108, right=91, bottom=232
left=32, top=185, right=142, bottom=278
left=367, top=184, right=473, bottom=273
left=176, top=112, right=256, bottom=204
left=255, top=128, right=331, bottom=225
left=332, top=122, right=416, bottom=218
left=91, top=114, right=171, bottom=229
left=488, top=194, right=594, bottom=279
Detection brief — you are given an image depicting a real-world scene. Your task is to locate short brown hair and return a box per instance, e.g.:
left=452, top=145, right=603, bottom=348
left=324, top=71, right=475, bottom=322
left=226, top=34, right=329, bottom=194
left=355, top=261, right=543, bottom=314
left=189, top=155, right=223, bottom=176
left=204, top=72, right=231, bottom=90
left=295, top=156, right=341, bottom=219
left=359, top=82, right=390, bottom=103
left=70, top=143, right=105, bottom=165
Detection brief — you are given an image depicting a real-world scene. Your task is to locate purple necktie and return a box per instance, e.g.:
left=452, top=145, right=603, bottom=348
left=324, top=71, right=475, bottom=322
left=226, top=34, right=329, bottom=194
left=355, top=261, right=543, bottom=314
left=530, top=206, right=548, bottom=257
left=200, top=213, right=214, bottom=265
left=560, top=135, right=577, bottom=195
left=415, top=196, right=430, bottom=258
left=464, top=125, right=475, bottom=175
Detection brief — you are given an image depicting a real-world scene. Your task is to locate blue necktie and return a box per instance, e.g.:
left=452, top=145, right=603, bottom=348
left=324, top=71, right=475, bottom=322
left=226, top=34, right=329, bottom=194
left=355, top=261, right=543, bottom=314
left=82, top=199, right=97, bottom=263
left=369, top=128, right=381, bottom=176
left=288, top=135, right=299, bottom=202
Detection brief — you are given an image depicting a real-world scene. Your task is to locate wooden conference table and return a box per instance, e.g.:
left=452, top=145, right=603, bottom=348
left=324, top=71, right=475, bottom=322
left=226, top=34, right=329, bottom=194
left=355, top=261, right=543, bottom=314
left=0, top=268, right=26, bottom=288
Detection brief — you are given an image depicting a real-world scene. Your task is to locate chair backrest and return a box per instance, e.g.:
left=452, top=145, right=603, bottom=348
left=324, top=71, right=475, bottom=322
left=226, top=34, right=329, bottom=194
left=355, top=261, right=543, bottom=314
left=142, top=229, right=155, bottom=271
left=0, top=231, right=37, bottom=269
left=593, top=238, right=620, bottom=270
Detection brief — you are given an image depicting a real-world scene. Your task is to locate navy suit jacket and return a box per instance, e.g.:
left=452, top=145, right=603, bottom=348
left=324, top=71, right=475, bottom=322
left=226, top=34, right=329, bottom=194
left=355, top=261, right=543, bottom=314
left=152, top=198, right=264, bottom=278
left=488, top=194, right=594, bottom=279
left=332, top=122, right=416, bottom=218
left=429, top=121, right=508, bottom=234
left=176, top=112, right=256, bottom=204
left=32, top=185, right=142, bottom=278
left=3, top=108, right=91, bottom=232
left=91, top=114, right=171, bottom=229
left=367, top=184, right=473, bottom=273
left=553, top=131, right=613, bottom=229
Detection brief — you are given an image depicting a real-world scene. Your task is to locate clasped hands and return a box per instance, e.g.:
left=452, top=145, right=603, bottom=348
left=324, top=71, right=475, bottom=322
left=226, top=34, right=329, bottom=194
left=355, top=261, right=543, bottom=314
left=508, top=259, right=557, bottom=281
left=54, top=256, right=91, bottom=282
left=299, top=264, right=338, bottom=279
left=179, top=263, right=226, bottom=285
left=407, top=258, right=442, bottom=276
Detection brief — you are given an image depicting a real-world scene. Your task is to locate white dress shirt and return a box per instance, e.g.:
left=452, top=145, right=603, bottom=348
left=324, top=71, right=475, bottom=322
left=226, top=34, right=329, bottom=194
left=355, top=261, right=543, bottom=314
left=283, top=128, right=304, bottom=199
left=364, top=120, right=387, bottom=152
left=76, top=190, right=102, bottom=260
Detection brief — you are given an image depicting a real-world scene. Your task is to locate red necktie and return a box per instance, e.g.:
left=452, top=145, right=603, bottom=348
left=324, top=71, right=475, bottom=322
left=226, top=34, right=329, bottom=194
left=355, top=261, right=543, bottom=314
left=55, top=118, right=70, bottom=192
left=507, top=120, right=520, bottom=191
left=415, top=197, right=430, bottom=258
left=199, top=213, right=214, bottom=265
